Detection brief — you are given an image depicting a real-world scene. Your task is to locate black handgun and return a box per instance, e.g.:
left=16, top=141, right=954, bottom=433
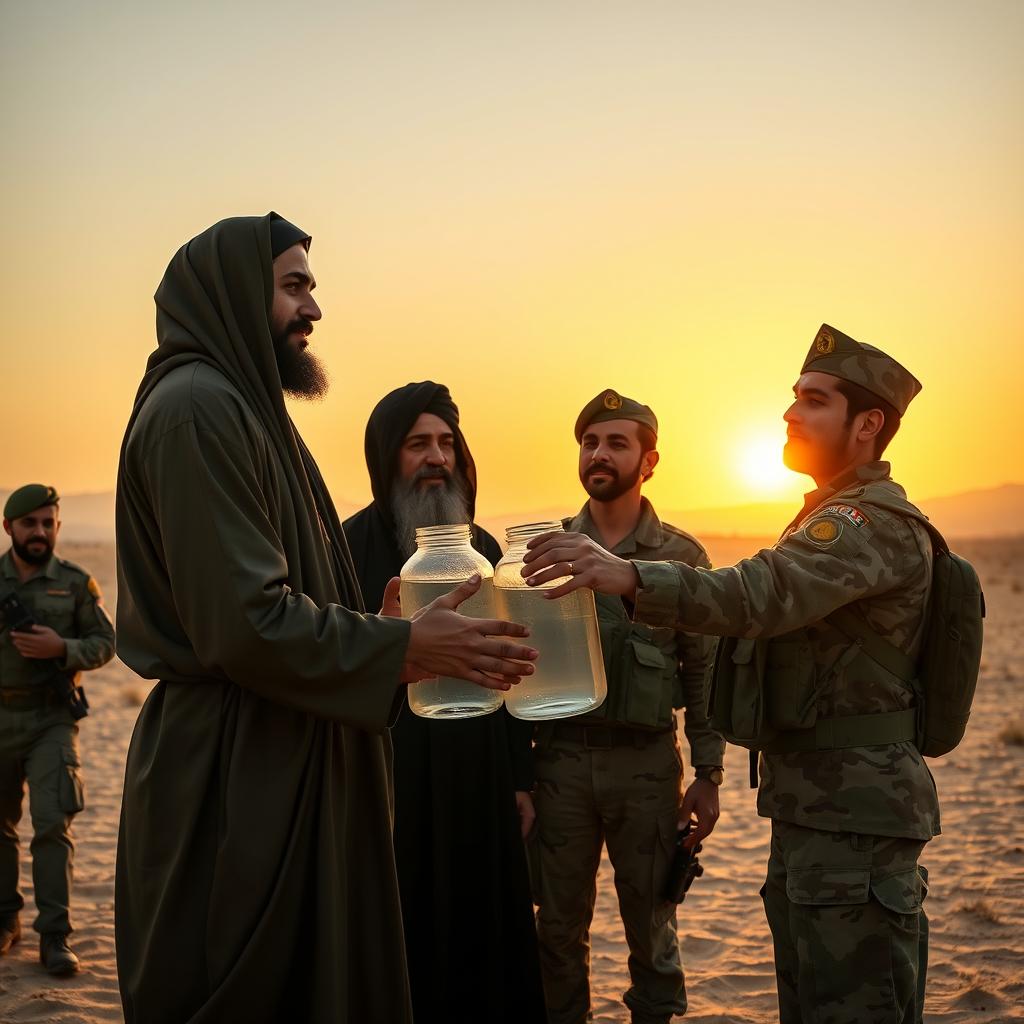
left=0, top=591, right=89, bottom=720
left=662, top=819, right=704, bottom=904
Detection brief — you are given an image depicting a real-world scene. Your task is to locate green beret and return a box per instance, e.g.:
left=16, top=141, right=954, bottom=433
left=801, top=324, right=922, bottom=417
left=574, top=390, right=658, bottom=443
left=3, top=484, right=60, bottom=521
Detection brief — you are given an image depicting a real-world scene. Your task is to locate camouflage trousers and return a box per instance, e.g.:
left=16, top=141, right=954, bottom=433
left=532, top=730, right=685, bottom=1024
left=762, top=819, right=929, bottom=1024
left=0, top=701, right=84, bottom=934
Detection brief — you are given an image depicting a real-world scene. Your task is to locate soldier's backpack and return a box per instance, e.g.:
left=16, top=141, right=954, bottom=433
left=826, top=503, right=985, bottom=758
left=708, top=498, right=985, bottom=758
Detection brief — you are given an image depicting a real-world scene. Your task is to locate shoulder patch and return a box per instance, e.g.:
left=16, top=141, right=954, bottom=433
left=87, top=576, right=104, bottom=601
left=819, top=504, right=870, bottom=529
left=805, top=518, right=843, bottom=546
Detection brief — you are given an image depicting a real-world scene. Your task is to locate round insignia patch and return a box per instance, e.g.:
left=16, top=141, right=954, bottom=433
left=815, top=329, right=835, bottom=355
left=806, top=518, right=842, bottom=545
left=603, top=392, right=622, bottom=410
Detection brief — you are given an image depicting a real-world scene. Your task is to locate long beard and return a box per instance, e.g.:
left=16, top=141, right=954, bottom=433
left=273, top=320, right=330, bottom=400
left=391, top=470, right=472, bottom=558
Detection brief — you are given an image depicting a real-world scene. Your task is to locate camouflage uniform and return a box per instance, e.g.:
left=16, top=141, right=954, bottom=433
left=533, top=498, right=723, bottom=1024
left=628, top=328, right=936, bottom=1023
left=0, top=549, right=113, bottom=935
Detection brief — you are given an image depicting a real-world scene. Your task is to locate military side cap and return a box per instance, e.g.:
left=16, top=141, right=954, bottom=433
left=574, top=390, right=658, bottom=443
left=4, top=484, right=60, bottom=520
left=801, top=324, right=922, bottom=417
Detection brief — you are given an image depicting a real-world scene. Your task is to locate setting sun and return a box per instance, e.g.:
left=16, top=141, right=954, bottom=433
left=737, top=435, right=794, bottom=493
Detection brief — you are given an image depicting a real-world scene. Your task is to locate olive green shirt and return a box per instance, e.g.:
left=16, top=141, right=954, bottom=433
left=566, top=499, right=725, bottom=768
left=631, top=462, right=939, bottom=840
left=0, top=550, right=115, bottom=689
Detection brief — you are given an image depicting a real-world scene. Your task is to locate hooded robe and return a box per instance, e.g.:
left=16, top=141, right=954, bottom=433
left=114, top=214, right=414, bottom=1023
left=343, top=382, right=547, bottom=1024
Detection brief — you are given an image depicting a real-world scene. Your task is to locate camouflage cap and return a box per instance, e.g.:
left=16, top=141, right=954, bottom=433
left=801, top=324, right=921, bottom=417
left=3, top=483, right=60, bottom=521
left=574, top=389, right=658, bottom=443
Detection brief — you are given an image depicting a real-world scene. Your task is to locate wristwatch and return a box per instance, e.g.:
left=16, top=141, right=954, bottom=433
left=694, top=766, right=724, bottom=786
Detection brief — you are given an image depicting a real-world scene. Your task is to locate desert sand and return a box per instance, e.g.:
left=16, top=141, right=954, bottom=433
left=1, top=536, right=1021, bottom=1023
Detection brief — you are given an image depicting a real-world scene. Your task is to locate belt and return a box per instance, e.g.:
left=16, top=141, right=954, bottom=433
left=0, top=687, right=53, bottom=710
left=762, top=708, right=918, bottom=754
left=547, top=722, right=672, bottom=750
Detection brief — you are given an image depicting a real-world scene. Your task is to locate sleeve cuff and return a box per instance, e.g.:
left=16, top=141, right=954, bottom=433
left=59, top=639, right=84, bottom=672
left=632, top=560, right=683, bottom=628
left=689, top=736, right=727, bottom=767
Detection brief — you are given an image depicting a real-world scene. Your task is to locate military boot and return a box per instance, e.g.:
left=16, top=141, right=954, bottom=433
left=40, top=932, right=80, bottom=975
left=0, top=913, right=20, bottom=955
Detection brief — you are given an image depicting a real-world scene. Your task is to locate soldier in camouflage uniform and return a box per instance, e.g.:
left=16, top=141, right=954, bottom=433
left=533, top=391, right=725, bottom=1024
left=523, top=327, right=936, bottom=1024
left=0, top=484, right=115, bottom=974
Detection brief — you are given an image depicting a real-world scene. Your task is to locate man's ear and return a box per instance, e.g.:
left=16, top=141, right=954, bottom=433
left=857, top=409, right=885, bottom=445
left=642, top=449, right=660, bottom=480
left=2, top=519, right=11, bottom=538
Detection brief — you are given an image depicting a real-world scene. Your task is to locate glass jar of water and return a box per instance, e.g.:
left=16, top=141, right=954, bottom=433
left=493, top=521, right=607, bottom=720
left=400, top=523, right=502, bottom=719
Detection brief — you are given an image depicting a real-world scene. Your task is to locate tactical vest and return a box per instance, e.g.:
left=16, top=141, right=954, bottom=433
left=571, top=592, right=680, bottom=731
left=708, top=493, right=984, bottom=758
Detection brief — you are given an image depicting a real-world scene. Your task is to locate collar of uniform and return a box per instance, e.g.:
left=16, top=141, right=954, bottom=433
left=567, top=497, right=661, bottom=555
left=790, top=461, right=892, bottom=534
left=0, top=550, right=17, bottom=581
left=39, top=554, right=61, bottom=580
left=0, top=550, right=59, bottom=584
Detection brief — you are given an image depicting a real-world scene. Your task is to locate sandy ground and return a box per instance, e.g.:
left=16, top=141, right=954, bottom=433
left=1, top=537, right=1022, bottom=1023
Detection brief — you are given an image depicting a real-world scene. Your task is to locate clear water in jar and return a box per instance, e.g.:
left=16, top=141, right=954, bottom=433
left=493, top=586, right=607, bottom=720
left=400, top=579, right=502, bottom=718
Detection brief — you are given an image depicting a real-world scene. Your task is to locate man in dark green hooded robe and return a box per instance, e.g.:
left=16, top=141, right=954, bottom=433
left=114, top=214, right=536, bottom=1024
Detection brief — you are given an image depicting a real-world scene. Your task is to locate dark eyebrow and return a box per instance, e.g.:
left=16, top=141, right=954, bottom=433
left=281, top=271, right=316, bottom=290
left=404, top=432, right=455, bottom=444
left=582, top=431, right=630, bottom=442
left=794, top=385, right=831, bottom=400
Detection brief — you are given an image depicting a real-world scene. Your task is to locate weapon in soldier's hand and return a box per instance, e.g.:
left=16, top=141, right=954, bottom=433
left=662, top=819, right=704, bottom=904
left=0, top=591, right=90, bottom=720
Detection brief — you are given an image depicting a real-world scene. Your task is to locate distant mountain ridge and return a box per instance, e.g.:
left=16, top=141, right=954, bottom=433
left=3, top=483, right=1022, bottom=542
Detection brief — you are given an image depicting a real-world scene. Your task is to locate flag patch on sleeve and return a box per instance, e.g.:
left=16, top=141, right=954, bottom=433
left=820, top=504, right=870, bottom=528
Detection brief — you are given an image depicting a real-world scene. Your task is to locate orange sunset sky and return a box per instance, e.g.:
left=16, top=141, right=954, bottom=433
left=1, top=1, right=1021, bottom=519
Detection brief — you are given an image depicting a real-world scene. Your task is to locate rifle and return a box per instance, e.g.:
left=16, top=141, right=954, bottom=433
left=0, top=591, right=90, bottom=720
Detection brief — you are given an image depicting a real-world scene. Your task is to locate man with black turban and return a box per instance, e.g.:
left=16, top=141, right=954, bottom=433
left=114, top=215, right=536, bottom=1024
left=344, top=382, right=548, bottom=1024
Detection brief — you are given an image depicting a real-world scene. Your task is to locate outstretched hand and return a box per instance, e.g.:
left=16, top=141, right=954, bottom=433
left=403, top=574, right=538, bottom=690
left=520, top=531, right=641, bottom=600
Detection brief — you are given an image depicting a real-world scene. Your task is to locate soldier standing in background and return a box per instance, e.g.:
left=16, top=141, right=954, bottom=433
left=0, top=484, right=115, bottom=975
left=532, top=391, right=724, bottom=1024
left=522, top=328, right=937, bottom=1024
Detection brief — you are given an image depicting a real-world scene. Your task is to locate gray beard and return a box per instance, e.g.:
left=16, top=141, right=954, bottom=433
left=391, top=472, right=472, bottom=559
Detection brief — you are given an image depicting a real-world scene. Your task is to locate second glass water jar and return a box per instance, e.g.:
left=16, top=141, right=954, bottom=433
left=493, top=521, right=608, bottom=720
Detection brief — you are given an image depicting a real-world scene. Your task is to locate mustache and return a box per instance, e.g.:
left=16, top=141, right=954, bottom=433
left=415, top=467, right=451, bottom=482
left=286, top=319, right=314, bottom=337
left=585, top=464, right=618, bottom=480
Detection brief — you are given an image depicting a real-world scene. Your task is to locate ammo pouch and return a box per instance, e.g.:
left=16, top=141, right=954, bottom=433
left=58, top=746, right=85, bottom=815
left=708, top=629, right=917, bottom=754
left=708, top=631, right=821, bottom=749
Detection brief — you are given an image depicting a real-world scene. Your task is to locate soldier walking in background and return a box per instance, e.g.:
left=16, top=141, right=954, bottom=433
left=0, top=484, right=114, bottom=975
left=522, top=328, right=938, bottom=1024
left=532, top=391, right=724, bottom=1024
